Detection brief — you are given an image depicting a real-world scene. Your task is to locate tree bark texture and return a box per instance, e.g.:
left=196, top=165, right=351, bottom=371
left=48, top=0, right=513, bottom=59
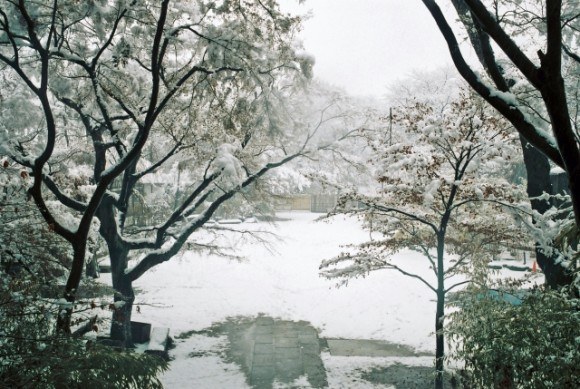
left=56, top=243, right=87, bottom=334
left=97, top=196, right=134, bottom=345
left=435, top=292, right=445, bottom=389
left=110, top=273, right=135, bottom=347
left=435, top=233, right=446, bottom=389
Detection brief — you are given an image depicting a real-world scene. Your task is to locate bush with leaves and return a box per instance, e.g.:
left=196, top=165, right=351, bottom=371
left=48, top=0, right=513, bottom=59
left=0, top=285, right=169, bottom=388
left=1, top=271, right=168, bottom=388
left=448, top=283, right=580, bottom=388
left=1, top=319, right=168, bottom=388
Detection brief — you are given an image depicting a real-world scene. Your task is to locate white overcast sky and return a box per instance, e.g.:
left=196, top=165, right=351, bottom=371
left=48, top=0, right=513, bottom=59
left=281, top=0, right=454, bottom=97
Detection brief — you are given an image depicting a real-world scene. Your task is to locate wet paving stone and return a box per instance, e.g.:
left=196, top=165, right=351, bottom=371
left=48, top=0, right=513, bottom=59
left=254, top=343, right=275, bottom=354
left=182, top=315, right=435, bottom=389
left=212, top=316, right=328, bottom=388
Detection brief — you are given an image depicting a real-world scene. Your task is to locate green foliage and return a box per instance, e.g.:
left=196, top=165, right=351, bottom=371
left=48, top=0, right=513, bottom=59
left=1, top=335, right=167, bottom=388
left=72, top=343, right=167, bottom=389
left=448, top=286, right=580, bottom=388
left=1, top=271, right=168, bottom=388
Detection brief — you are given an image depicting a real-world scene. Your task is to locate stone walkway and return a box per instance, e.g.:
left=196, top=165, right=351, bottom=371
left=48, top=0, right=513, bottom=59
left=227, top=316, right=327, bottom=388
left=188, top=316, right=434, bottom=388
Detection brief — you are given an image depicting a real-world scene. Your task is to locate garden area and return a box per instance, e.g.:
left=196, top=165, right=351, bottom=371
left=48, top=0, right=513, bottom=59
left=1, top=1, right=579, bottom=388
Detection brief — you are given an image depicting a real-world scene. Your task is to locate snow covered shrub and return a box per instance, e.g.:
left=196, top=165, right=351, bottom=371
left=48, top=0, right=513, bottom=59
left=0, top=280, right=167, bottom=388
left=448, top=285, right=580, bottom=388
left=0, top=253, right=168, bottom=388
left=0, top=168, right=167, bottom=388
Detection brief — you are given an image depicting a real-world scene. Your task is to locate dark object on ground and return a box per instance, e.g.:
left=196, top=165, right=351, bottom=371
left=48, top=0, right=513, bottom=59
left=132, top=321, right=152, bottom=343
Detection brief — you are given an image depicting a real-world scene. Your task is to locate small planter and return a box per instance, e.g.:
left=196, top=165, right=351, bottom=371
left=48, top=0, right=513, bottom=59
left=131, top=321, right=152, bottom=343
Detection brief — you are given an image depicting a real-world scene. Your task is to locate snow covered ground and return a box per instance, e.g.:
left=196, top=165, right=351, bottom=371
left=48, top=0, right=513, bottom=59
left=106, top=211, right=533, bottom=388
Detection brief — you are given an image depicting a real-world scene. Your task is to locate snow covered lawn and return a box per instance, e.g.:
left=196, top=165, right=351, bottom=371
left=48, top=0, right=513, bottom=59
left=133, top=212, right=437, bottom=346
left=107, top=211, right=527, bottom=387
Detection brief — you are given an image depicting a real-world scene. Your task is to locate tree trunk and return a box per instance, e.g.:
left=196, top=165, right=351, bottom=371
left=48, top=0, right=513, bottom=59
left=520, top=137, right=574, bottom=288
left=435, top=233, right=446, bottom=389
left=435, top=289, right=445, bottom=389
left=110, top=272, right=135, bottom=347
left=539, top=0, right=580, bottom=228
left=56, top=243, right=87, bottom=334
left=103, top=231, right=134, bottom=347
left=96, top=195, right=134, bottom=346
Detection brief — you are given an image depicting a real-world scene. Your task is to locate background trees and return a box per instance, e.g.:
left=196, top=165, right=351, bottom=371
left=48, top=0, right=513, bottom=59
left=320, top=84, right=528, bottom=388
left=0, top=0, right=317, bottom=344
left=421, top=0, right=579, bottom=288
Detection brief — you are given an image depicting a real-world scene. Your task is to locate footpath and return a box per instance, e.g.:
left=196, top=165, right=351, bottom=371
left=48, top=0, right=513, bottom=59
left=223, top=316, right=327, bottom=388
left=209, top=316, right=433, bottom=389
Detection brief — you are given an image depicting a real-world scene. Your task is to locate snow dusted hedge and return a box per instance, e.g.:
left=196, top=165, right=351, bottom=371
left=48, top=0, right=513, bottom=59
left=0, top=178, right=167, bottom=387
left=448, top=286, right=580, bottom=388
left=0, top=265, right=168, bottom=388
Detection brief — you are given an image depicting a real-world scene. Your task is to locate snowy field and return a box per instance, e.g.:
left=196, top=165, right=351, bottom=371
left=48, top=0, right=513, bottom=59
left=107, top=211, right=530, bottom=388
